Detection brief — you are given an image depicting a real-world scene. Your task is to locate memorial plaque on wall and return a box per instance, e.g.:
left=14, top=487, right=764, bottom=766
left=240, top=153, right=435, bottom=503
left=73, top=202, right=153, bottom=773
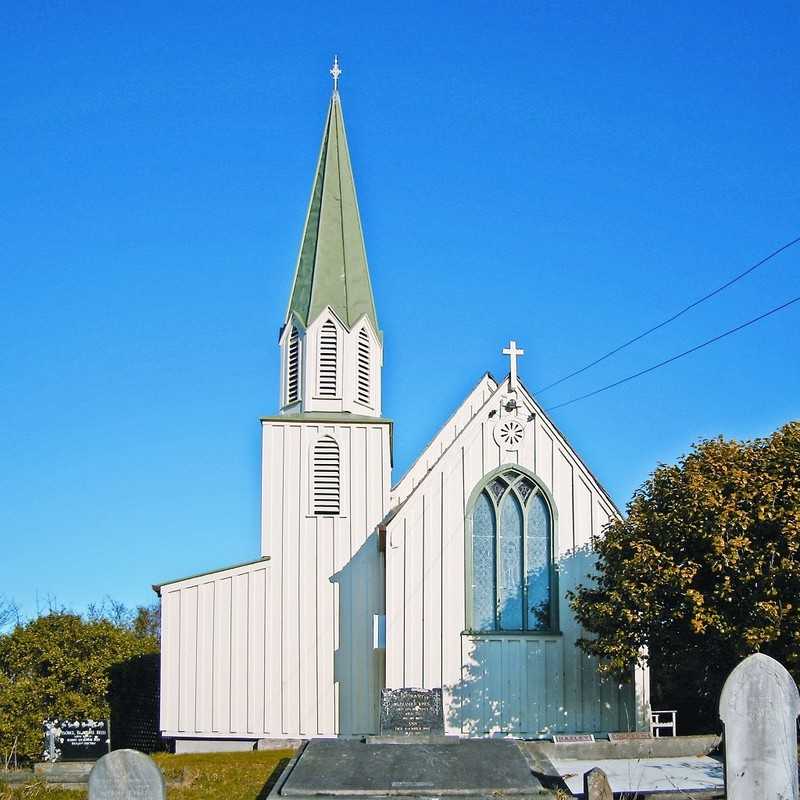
left=380, top=688, right=444, bottom=735
left=43, top=719, right=110, bottom=762
left=553, top=734, right=595, bottom=744
left=607, top=730, right=653, bottom=741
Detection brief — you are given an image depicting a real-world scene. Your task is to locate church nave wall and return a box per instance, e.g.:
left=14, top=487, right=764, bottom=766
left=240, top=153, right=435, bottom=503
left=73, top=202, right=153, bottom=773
left=384, top=378, right=643, bottom=736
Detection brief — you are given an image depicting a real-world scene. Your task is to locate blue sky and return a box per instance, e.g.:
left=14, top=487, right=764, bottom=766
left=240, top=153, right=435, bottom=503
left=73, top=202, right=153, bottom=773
left=2, top=1, right=798, bottom=617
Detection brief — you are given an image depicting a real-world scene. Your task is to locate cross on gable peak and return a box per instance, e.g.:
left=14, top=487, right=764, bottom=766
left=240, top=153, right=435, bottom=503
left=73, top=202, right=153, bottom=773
left=502, top=340, right=525, bottom=390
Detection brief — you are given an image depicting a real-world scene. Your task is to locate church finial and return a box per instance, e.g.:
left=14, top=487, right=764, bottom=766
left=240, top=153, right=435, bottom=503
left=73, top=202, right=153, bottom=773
left=329, top=55, right=342, bottom=93
left=503, top=340, right=525, bottom=390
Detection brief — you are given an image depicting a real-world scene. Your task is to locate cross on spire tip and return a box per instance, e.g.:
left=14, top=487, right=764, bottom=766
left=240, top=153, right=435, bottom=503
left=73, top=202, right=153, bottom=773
left=329, top=55, right=342, bottom=93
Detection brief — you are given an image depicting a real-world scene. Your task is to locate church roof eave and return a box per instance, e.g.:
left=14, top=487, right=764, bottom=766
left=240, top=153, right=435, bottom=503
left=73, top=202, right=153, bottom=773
left=152, top=556, right=271, bottom=595
left=513, top=377, right=622, bottom=518
left=390, top=372, right=499, bottom=496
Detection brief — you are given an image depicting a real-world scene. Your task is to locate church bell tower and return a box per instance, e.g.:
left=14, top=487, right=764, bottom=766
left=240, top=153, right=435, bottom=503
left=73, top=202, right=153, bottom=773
left=279, top=61, right=383, bottom=417
left=259, top=60, right=390, bottom=735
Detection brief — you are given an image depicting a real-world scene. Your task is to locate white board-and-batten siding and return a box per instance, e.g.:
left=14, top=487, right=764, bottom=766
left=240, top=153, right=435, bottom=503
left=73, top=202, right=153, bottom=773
left=159, top=559, right=270, bottom=738
left=159, top=419, right=390, bottom=740
left=384, top=377, right=645, bottom=736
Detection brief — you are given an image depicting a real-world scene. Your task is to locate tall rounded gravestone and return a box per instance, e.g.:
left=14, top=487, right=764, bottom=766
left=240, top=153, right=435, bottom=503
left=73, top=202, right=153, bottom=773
left=88, top=749, right=165, bottom=800
left=719, top=653, right=800, bottom=800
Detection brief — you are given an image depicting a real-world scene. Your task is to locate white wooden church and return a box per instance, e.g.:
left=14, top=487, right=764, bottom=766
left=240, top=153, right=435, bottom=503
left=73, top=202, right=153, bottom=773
left=156, top=66, right=649, bottom=751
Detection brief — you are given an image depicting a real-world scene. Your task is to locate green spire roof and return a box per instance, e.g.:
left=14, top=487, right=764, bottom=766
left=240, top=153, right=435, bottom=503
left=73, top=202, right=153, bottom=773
left=285, top=91, right=379, bottom=333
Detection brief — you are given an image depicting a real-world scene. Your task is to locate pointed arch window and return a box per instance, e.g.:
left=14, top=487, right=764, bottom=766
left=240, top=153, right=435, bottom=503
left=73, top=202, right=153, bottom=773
left=318, top=320, right=338, bottom=397
left=287, top=326, right=301, bottom=405
left=356, top=328, right=370, bottom=406
left=468, top=470, right=554, bottom=632
left=313, top=435, right=340, bottom=515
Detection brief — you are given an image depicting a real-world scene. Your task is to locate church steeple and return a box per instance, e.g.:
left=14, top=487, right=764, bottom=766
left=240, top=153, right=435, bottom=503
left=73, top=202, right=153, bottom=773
left=279, top=60, right=383, bottom=417
left=285, top=70, right=379, bottom=335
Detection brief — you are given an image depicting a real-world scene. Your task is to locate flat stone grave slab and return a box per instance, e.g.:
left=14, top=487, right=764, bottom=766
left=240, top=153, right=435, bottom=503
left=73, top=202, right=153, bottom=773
left=549, top=755, right=723, bottom=797
left=279, top=739, right=546, bottom=797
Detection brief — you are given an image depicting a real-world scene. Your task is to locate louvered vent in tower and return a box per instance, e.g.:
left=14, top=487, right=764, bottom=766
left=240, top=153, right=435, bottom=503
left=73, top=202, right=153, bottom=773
left=318, top=321, right=338, bottom=397
left=287, top=327, right=301, bottom=404
left=356, top=329, right=370, bottom=406
left=313, top=435, right=340, bottom=515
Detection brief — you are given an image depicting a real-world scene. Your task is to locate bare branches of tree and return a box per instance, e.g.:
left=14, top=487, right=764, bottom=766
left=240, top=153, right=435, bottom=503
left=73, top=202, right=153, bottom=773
left=0, top=597, right=19, bottom=632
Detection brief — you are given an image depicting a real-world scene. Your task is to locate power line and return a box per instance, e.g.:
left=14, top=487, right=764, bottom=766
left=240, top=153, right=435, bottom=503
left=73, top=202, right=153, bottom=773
left=535, top=235, right=800, bottom=394
left=545, top=295, right=800, bottom=412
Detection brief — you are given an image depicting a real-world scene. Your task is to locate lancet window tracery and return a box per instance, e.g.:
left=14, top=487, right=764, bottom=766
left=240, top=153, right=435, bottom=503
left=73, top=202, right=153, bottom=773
left=468, top=469, right=554, bottom=632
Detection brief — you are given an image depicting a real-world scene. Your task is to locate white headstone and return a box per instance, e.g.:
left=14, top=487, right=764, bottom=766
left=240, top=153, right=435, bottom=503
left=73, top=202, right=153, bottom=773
left=719, top=653, right=800, bottom=800
left=88, top=749, right=165, bottom=800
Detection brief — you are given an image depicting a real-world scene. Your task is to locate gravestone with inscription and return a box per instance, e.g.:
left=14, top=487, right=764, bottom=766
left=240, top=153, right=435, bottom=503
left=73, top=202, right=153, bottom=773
left=88, top=749, right=165, bottom=800
left=719, top=653, right=800, bottom=800
left=271, top=687, right=547, bottom=799
left=379, top=687, right=444, bottom=736
left=43, top=719, right=110, bottom=762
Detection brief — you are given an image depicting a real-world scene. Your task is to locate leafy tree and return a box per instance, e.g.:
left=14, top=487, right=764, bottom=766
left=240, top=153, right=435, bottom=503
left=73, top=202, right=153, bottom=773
left=0, top=609, right=158, bottom=763
left=131, top=604, right=161, bottom=639
left=569, top=421, right=800, bottom=731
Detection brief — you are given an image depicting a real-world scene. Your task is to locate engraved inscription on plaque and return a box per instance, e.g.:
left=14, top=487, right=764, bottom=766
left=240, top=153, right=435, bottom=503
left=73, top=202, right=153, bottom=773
left=607, top=731, right=653, bottom=741
left=553, top=734, right=595, bottom=744
left=379, top=688, right=444, bottom=735
left=43, top=719, right=110, bottom=762
left=392, top=782, right=435, bottom=788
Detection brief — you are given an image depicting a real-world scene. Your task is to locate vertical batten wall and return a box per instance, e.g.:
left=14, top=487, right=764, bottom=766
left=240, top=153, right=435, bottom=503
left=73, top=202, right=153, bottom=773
left=384, top=378, right=643, bottom=736
left=160, top=419, right=389, bottom=740
left=159, top=559, right=271, bottom=739
left=260, top=419, right=390, bottom=737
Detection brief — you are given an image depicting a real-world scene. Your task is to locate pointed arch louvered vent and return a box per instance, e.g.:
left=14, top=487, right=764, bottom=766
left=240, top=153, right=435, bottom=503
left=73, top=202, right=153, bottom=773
left=356, top=328, right=370, bottom=406
left=318, top=320, right=338, bottom=397
left=313, top=435, right=340, bottom=516
left=287, top=327, right=301, bottom=404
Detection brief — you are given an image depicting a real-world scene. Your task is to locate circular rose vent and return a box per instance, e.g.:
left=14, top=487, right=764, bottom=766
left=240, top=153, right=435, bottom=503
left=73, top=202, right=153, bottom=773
left=496, top=419, right=525, bottom=449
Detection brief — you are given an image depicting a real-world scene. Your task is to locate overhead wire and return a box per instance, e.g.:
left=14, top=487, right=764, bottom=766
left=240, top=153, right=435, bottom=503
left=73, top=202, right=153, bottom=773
left=535, top=235, right=800, bottom=394
left=545, top=295, right=800, bottom=411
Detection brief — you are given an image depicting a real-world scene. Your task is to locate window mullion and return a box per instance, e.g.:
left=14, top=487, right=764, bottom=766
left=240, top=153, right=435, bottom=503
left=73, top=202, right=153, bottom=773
left=522, top=495, right=528, bottom=632
left=493, top=495, right=501, bottom=631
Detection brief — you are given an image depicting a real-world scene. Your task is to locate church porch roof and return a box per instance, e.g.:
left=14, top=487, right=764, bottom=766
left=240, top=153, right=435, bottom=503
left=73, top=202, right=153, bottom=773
left=152, top=555, right=271, bottom=595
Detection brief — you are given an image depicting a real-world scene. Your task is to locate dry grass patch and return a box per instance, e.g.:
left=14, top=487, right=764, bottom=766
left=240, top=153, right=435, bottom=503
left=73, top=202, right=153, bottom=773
left=0, top=749, right=295, bottom=800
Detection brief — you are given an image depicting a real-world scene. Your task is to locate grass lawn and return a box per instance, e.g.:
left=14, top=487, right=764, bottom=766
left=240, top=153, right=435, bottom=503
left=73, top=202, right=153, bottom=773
left=0, top=749, right=296, bottom=800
